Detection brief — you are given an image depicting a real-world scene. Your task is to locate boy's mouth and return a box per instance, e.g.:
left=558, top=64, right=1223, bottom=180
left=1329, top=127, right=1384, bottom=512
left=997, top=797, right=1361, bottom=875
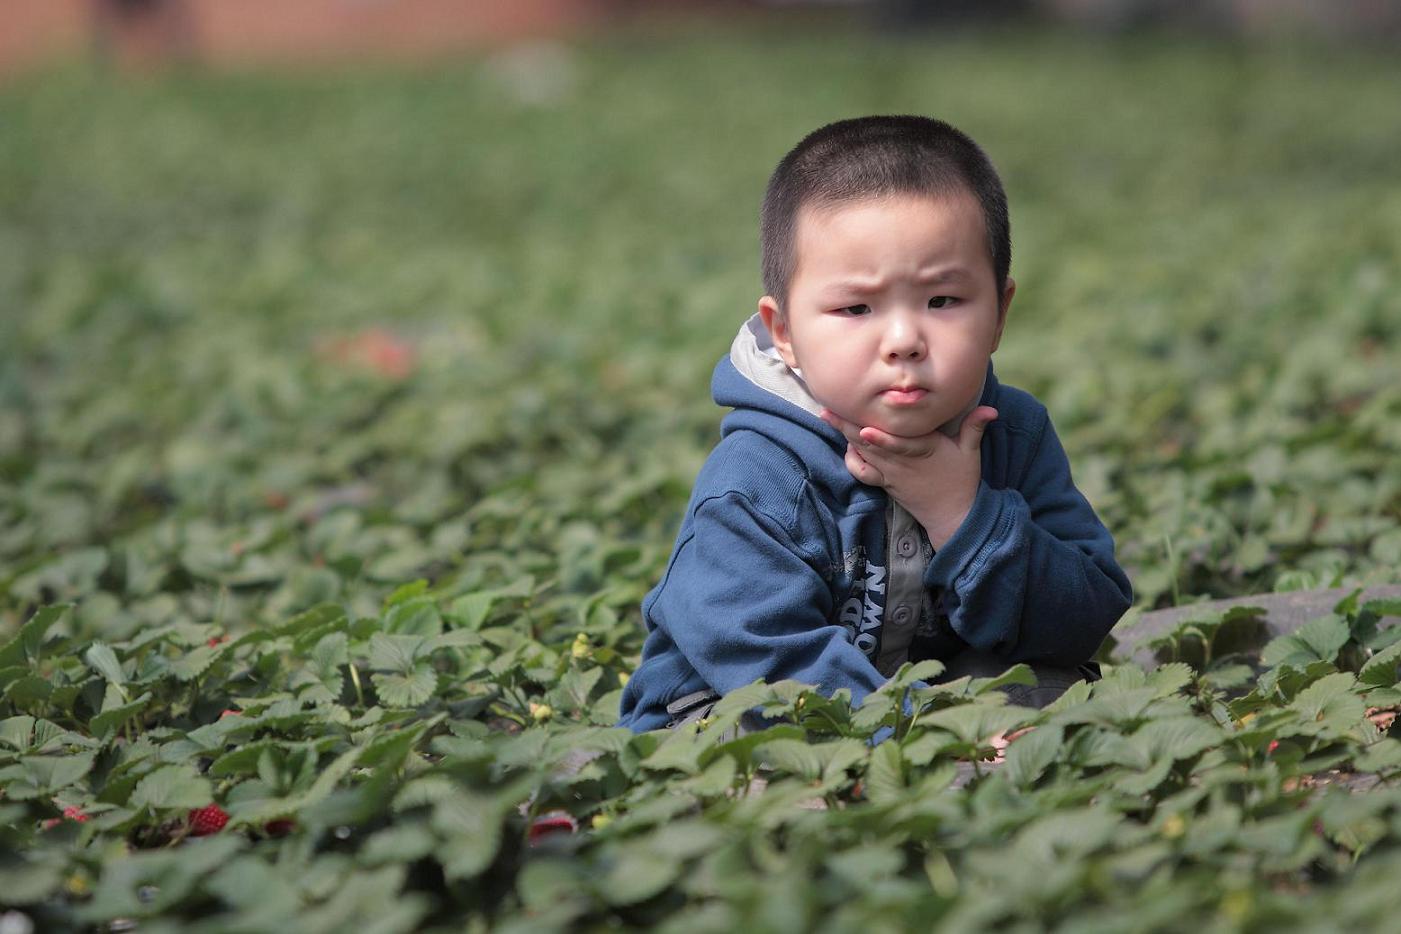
left=881, top=387, right=928, bottom=406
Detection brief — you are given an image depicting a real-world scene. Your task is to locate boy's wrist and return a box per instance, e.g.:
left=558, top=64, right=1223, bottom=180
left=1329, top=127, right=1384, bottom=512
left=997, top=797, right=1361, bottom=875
left=915, top=499, right=973, bottom=551
left=907, top=487, right=975, bottom=551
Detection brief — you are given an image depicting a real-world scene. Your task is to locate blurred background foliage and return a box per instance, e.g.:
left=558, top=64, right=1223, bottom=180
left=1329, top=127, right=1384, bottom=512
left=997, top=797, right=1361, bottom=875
left=1, top=7, right=1400, bottom=653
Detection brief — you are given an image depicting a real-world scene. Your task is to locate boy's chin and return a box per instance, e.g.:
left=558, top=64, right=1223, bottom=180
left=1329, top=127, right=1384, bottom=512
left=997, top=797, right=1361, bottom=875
left=860, top=409, right=950, bottom=439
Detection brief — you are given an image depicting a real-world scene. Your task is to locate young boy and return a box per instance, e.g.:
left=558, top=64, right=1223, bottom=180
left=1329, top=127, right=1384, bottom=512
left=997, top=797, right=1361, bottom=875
left=617, top=115, right=1132, bottom=732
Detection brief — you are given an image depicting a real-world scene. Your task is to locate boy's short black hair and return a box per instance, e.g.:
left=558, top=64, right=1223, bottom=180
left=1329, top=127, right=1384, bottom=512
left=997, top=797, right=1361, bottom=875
left=760, top=115, right=1010, bottom=308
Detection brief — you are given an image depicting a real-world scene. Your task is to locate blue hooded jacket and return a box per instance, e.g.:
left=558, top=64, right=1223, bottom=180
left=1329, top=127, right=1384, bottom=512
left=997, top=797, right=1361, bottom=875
left=616, top=316, right=1132, bottom=732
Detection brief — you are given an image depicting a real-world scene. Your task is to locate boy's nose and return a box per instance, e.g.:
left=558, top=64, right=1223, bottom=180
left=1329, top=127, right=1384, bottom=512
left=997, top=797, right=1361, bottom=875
left=882, top=315, right=926, bottom=361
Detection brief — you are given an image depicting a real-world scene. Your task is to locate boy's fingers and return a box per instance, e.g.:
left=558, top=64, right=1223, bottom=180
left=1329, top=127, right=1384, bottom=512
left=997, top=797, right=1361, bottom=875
left=857, top=426, right=928, bottom=456
left=958, top=406, right=999, bottom=451
left=845, top=444, right=884, bottom=487
left=820, top=407, right=869, bottom=449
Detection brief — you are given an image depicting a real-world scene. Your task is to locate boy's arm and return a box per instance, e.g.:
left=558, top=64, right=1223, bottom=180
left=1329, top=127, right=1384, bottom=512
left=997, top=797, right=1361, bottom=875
left=920, top=413, right=1132, bottom=666
left=649, top=491, right=890, bottom=705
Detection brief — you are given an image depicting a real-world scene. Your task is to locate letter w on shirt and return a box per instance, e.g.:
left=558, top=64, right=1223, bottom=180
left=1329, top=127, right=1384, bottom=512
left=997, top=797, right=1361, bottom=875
left=838, top=563, right=886, bottom=659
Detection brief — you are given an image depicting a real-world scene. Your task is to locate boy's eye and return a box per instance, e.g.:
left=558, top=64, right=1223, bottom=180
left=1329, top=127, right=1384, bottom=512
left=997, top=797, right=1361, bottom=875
left=928, top=296, right=956, bottom=309
left=838, top=304, right=872, bottom=316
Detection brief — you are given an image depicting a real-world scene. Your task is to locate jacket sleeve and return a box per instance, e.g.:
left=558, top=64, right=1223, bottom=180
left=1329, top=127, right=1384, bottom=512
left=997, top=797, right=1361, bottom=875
left=922, top=413, right=1133, bottom=666
left=648, top=491, right=890, bottom=706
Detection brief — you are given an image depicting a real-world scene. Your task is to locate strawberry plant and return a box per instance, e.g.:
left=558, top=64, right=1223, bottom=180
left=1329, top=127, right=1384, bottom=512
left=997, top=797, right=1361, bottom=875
left=2, top=20, right=1400, bottom=932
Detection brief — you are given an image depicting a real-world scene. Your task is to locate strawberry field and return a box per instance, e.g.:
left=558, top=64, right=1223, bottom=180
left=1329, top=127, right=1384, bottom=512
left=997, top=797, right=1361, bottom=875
left=3, top=23, right=1401, bottom=932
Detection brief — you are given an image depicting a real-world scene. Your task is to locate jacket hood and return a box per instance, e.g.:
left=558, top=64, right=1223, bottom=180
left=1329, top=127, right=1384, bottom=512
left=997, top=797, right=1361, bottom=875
left=712, top=315, right=848, bottom=470
left=712, top=313, right=997, bottom=470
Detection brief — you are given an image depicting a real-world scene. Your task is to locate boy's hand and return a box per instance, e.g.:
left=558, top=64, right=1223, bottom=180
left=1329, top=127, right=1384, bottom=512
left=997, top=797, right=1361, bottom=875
left=819, top=405, right=999, bottom=550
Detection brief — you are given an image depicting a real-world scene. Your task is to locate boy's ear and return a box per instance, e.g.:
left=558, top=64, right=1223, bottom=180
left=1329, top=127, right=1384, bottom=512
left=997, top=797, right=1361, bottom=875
left=990, top=276, right=1015, bottom=353
left=758, top=295, right=800, bottom=369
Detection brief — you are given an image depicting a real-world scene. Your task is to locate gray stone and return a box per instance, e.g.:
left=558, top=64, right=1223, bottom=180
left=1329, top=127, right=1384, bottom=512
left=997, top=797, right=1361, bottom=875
left=1110, top=585, right=1401, bottom=671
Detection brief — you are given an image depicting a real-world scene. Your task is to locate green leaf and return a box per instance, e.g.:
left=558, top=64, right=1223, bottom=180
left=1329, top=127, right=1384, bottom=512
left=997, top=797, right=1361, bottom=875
left=0, top=855, right=67, bottom=905
left=756, top=738, right=825, bottom=780
left=367, top=633, right=425, bottom=673
left=1128, top=716, right=1221, bottom=764
left=711, top=681, right=777, bottom=719
left=864, top=739, right=906, bottom=803
left=1260, top=614, right=1350, bottom=669
left=360, top=822, right=438, bottom=866
left=921, top=702, right=1031, bottom=746
left=434, top=790, right=508, bottom=881
left=130, top=764, right=214, bottom=810
left=1147, top=663, right=1196, bottom=696
left=383, top=579, right=430, bottom=609
left=227, top=746, right=364, bottom=826
left=1359, top=642, right=1401, bottom=687
left=0, top=715, right=36, bottom=751
left=273, top=603, right=348, bottom=640
left=90, top=692, right=153, bottom=740
left=1362, top=598, right=1401, bottom=619
left=1003, top=723, right=1064, bottom=788
left=1, top=751, right=96, bottom=797
left=0, top=604, right=71, bottom=669
left=359, top=715, right=440, bottom=769
left=1011, top=806, right=1121, bottom=862
left=445, top=592, right=497, bottom=631
left=896, top=658, right=947, bottom=686
left=312, top=631, right=350, bottom=672
left=384, top=596, right=442, bottom=637
left=205, top=857, right=300, bottom=918
left=640, top=731, right=705, bottom=776
left=825, top=843, right=905, bottom=887
left=851, top=691, right=897, bottom=731
left=84, top=642, right=128, bottom=697
left=1353, top=739, right=1401, bottom=776
left=371, top=664, right=438, bottom=707
left=554, top=665, right=603, bottom=712
left=170, top=643, right=223, bottom=682
left=4, top=675, right=53, bottom=709
left=598, top=847, right=681, bottom=906
left=678, top=755, right=738, bottom=796
left=973, top=663, right=1038, bottom=694
left=1290, top=672, right=1365, bottom=731
left=209, top=739, right=284, bottom=777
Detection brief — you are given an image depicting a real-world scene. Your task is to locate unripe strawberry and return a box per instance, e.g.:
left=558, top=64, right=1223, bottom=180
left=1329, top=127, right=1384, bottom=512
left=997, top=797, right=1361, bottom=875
left=529, top=702, right=554, bottom=722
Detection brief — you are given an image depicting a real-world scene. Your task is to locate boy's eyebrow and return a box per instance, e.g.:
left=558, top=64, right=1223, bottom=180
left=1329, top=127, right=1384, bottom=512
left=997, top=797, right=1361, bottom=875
left=818, top=267, right=973, bottom=297
left=819, top=278, right=884, bottom=297
left=918, top=267, right=973, bottom=284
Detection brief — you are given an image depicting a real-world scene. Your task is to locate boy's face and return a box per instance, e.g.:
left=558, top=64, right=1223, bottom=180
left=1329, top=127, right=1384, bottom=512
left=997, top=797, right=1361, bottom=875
left=758, top=191, right=1014, bottom=438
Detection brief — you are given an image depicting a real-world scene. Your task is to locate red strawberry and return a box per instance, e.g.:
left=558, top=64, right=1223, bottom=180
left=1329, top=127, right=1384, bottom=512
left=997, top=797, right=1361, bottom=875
left=220, top=709, right=241, bottom=719
left=44, top=805, right=90, bottom=829
left=527, top=812, right=577, bottom=845
left=189, top=805, right=229, bottom=836
left=264, top=818, right=296, bottom=837
left=1266, top=740, right=1280, bottom=755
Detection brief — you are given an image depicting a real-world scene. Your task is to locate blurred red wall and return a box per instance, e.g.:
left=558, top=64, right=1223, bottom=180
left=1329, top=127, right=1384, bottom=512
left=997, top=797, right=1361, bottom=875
left=0, top=0, right=90, bottom=74
left=0, top=0, right=621, bottom=75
